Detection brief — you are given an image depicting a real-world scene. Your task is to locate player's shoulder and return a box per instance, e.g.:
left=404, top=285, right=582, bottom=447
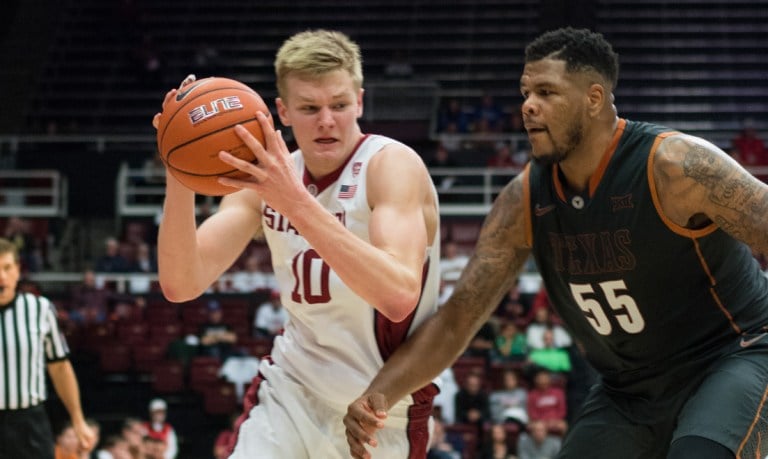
left=366, top=135, right=425, bottom=171
left=654, top=132, right=728, bottom=172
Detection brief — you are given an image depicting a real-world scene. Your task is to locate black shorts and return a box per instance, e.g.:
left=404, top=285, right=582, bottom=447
left=558, top=336, right=768, bottom=459
left=0, top=404, right=54, bottom=459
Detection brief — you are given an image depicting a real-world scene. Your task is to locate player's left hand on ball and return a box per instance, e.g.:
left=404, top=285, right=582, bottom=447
left=152, top=74, right=197, bottom=129
left=344, top=393, right=389, bottom=459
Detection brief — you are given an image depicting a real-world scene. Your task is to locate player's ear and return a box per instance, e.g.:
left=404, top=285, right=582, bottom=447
left=586, top=83, right=605, bottom=118
left=275, top=98, right=291, bottom=126
left=356, top=88, right=364, bottom=119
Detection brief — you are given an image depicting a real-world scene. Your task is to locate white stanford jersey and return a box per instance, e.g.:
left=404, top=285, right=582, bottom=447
left=261, top=134, right=441, bottom=413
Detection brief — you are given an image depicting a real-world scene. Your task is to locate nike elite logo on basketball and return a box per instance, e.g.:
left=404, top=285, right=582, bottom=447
left=188, top=96, right=244, bottom=125
left=740, top=333, right=767, bottom=348
left=534, top=204, right=556, bottom=216
left=175, top=79, right=212, bottom=101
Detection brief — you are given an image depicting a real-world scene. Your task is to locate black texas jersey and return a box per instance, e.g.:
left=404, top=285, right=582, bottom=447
left=526, top=119, right=768, bottom=397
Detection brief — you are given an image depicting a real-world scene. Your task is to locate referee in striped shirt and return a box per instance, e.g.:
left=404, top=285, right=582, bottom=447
left=0, top=238, right=95, bottom=458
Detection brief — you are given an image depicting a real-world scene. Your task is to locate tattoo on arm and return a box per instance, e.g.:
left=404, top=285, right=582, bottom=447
left=677, top=138, right=768, bottom=249
left=449, top=178, right=530, bottom=326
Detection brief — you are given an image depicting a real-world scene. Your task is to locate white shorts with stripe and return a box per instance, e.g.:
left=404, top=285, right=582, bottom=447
left=229, top=360, right=432, bottom=459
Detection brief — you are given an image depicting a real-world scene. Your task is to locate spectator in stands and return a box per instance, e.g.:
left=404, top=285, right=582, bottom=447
left=427, top=416, right=464, bottom=459
left=4, top=216, right=42, bottom=272
left=120, top=417, right=147, bottom=459
left=230, top=253, right=269, bottom=293
left=489, top=368, right=528, bottom=427
left=253, top=289, right=287, bottom=338
left=516, top=419, right=561, bottom=459
left=199, top=301, right=239, bottom=361
left=487, top=140, right=521, bottom=187
left=527, top=329, right=572, bottom=374
left=142, top=398, right=178, bottom=459
left=440, top=240, right=469, bottom=290
left=526, top=369, right=567, bottom=436
left=437, top=98, right=471, bottom=133
left=129, top=242, right=158, bottom=294
left=437, top=121, right=466, bottom=154
left=492, top=319, right=527, bottom=363
left=426, top=142, right=462, bottom=197
left=95, top=434, right=132, bottom=459
left=95, top=237, right=133, bottom=273
left=527, top=288, right=552, bottom=323
left=486, top=140, right=517, bottom=168
left=55, top=422, right=81, bottom=459
left=135, top=242, right=157, bottom=272
left=494, top=281, right=529, bottom=326
left=731, top=120, right=768, bottom=181
left=142, top=436, right=168, bottom=459
left=69, top=268, right=111, bottom=325
left=454, top=371, right=491, bottom=427
left=472, top=93, right=505, bottom=133
left=464, top=320, right=496, bottom=360
left=433, top=367, right=460, bottom=424
left=525, top=307, right=572, bottom=351
left=480, top=423, right=517, bottom=459
left=83, top=418, right=101, bottom=459
left=503, top=107, right=525, bottom=134
left=53, top=419, right=98, bottom=459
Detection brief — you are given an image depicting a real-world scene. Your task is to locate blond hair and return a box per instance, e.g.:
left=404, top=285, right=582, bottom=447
left=0, top=238, right=19, bottom=264
left=274, top=29, right=363, bottom=98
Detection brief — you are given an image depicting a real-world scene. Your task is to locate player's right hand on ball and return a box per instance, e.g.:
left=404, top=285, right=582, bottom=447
left=152, top=74, right=197, bottom=130
left=344, top=392, right=389, bottom=459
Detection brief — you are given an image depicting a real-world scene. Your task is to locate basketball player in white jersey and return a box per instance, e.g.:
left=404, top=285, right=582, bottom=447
left=153, top=30, right=440, bottom=458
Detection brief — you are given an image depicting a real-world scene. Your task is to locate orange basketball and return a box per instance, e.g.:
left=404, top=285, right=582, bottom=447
left=156, top=77, right=272, bottom=196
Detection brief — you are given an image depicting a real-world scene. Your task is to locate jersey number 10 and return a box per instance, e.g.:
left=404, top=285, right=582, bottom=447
left=291, top=249, right=331, bottom=304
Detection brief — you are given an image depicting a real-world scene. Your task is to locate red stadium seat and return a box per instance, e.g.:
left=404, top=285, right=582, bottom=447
left=144, top=301, right=180, bottom=323
left=189, top=356, right=222, bottom=393
left=151, top=360, right=185, bottom=394
left=203, top=381, right=239, bottom=416
left=116, top=322, right=149, bottom=345
left=240, top=337, right=273, bottom=359
left=449, top=219, right=482, bottom=244
left=132, top=342, right=168, bottom=373
left=78, top=323, right=115, bottom=355
left=182, top=302, right=209, bottom=330
left=451, top=355, right=486, bottom=386
left=149, top=323, right=183, bottom=348
left=99, top=343, right=132, bottom=373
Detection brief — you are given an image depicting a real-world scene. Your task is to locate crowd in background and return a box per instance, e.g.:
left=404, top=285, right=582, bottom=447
left=2, top=115, right=766, bottom=458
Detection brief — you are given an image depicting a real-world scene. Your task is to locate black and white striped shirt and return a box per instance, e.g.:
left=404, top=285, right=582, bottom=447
left=0, top=292, right=69, bottom=410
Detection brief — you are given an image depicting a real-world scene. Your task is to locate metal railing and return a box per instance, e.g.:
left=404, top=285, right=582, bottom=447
left=115, top=162, right=524, bottom=217
left=26, top=270, right=545, bottom=296
left=0, top=170, right=68, bottom=217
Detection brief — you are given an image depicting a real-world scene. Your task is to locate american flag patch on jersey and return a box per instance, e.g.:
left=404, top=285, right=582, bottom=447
left=338, top=184, right=358, bottom=199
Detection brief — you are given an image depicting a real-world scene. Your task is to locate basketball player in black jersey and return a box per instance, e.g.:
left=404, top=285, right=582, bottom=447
left=345, top=28, right=768, bottom=459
